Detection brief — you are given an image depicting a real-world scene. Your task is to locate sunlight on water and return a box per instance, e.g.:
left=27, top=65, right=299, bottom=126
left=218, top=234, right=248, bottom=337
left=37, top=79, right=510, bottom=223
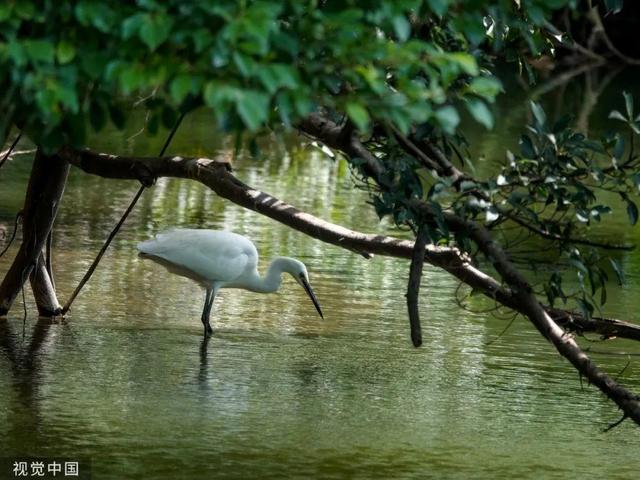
left=1, top=69, right=640, bottom=479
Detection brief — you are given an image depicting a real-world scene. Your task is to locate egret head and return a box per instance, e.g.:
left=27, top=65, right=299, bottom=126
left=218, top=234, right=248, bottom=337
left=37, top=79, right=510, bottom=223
left=278, top=258, right=323, bottom=319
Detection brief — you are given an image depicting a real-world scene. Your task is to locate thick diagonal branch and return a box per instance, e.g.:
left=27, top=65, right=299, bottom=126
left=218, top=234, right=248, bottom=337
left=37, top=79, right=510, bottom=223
left=56, top=146, right=640, bottom=341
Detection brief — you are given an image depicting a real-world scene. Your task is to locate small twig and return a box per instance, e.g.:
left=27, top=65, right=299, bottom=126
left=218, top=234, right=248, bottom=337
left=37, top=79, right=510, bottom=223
left=485, top=313, right=518, bottom=346
left=615, top=359, right=632, bottom=381
left=0, top=132, right=22, bottom=170
left=406, top=224, right=428, bottom=347
left=0, top=211, right=23, bottom=258
left=603, top=414, right=628, bottom=433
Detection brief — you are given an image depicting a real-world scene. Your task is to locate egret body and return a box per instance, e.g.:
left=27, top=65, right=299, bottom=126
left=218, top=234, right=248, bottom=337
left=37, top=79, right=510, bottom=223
left=137, top=229, right=323, bottom=336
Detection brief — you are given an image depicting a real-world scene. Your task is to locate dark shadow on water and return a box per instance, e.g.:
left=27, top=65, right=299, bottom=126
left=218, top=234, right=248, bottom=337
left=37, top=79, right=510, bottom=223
left=0, top=316, right=58, bottom=448
left=198, top=335, right=211, bottom=388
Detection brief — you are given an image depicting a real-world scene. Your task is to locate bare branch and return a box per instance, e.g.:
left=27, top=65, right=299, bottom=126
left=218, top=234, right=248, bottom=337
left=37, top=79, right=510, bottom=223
left=406, top=225, right=428, bottom=347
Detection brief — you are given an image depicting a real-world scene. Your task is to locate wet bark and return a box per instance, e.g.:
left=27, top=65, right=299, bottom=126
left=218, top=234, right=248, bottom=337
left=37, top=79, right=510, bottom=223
left=29, top=253, right=61, bottom=316
left=0, top=149, right=68, bottom=316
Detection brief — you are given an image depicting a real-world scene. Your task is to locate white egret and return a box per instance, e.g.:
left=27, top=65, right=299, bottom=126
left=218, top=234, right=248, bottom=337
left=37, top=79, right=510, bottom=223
left=137, top=229, right=323, bottom=336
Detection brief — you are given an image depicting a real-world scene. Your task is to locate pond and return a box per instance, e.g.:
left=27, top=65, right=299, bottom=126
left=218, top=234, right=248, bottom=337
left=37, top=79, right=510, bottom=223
left=1, top=66, right=640, bottom=479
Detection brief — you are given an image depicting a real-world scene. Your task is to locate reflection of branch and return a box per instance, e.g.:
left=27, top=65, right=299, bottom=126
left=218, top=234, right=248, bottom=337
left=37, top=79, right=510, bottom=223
left=0, top=317, right=55, bottom=410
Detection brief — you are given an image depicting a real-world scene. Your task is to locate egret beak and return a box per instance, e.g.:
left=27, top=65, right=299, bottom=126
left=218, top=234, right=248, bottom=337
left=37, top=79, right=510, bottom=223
left=299, top=274, right=323, bottom=319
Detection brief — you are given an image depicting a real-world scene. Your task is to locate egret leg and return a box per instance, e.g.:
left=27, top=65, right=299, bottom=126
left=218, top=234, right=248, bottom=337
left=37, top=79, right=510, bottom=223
left=201, top=288, right=215, bottom=337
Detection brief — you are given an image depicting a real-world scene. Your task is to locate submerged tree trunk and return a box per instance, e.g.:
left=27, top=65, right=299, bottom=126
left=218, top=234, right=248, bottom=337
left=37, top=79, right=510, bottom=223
left=0, top=149, right=68, bottom=316
left=29, top=253, right=61, bottom=316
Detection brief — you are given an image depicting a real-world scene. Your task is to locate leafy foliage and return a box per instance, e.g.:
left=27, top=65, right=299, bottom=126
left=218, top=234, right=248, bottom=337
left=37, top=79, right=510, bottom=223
left=0, top=0, right=575, bottom=151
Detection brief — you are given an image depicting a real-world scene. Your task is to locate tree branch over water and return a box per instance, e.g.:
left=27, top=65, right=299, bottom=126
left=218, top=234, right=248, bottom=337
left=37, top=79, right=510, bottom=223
left=57, top=144, right=640, bottom=338
left=2, top=141, right=630, bottom=423
left=297, top=114, right=640, bottom=425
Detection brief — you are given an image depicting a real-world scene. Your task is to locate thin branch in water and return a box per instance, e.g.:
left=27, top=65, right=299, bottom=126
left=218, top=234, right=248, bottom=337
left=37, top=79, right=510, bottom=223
left=615, top=359, right=632, bottom=382
left=62, top=110, right=187, bottom=314
left=485, top=313, right=519, bottom=346
left=0, top=211, right=23, bottom=259
left=0, top=132, right=22, bottom=170
left=603, top=414, right=628, bottom=433
left=406, top=224, right=428, bottom=347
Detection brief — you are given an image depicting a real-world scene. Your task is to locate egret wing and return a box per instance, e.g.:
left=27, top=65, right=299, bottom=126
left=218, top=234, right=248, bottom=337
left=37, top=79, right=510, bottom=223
left=138, top=229, right=256, bottom=283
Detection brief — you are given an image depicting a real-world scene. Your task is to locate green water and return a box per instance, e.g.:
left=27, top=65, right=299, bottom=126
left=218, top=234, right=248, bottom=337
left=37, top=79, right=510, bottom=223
left=1, top=68, right=640, bottom=479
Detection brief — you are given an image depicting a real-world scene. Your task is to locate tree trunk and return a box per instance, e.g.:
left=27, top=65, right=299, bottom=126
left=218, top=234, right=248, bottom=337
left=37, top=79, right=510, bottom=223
left=29, top=253, right=61, bottom=316
left=0, top=149, right=68, bottom=316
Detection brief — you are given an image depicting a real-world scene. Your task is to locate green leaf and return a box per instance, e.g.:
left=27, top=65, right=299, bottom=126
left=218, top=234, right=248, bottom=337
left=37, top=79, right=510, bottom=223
left=122, top=14, right=145, bottom=40
left=605, top=0, right=624, bottom=13
left=609, top=110, right=626, bottom=122
left=530, top=101, right=547, bottom=127
left=449, top=52, right=478, bottom=76
left=204, top=82, right=239, bottom=110
left=170, top=75, right=194, bottom=104
left=256, top=64, right=299, bottom=94
left=609, top=258, right=625, bottom=285
left=427, top=0, right=450, bottom=16
left=235, top=90, right=270, bottom=131
left=346, top=102, right=371, bottom=131
left=139, top=13, right=173, bottom=51
left=467, top=76, right=502, bottom=100
left=623, top=91, right=634, bottom=119
left=119, top=65, right=145, bottom=94
left=7, top=41, right=27, bottom=66
left=613, top=135, right=625, bottom=160
left=435, top=106, right=460, bottom=134
left=56, top=41, right=76, bottom=64
left=392, top=15, right=411, bottom=42
left=24, top=40, right=55, bottom=64
left=465, top=98, right=493, bottom=130
left=0, top=4, right=11, bottom=21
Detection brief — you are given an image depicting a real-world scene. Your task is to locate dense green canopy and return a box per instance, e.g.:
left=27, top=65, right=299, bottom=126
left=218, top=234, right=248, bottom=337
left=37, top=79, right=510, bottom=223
left=0, top=0, right=572, bottom=149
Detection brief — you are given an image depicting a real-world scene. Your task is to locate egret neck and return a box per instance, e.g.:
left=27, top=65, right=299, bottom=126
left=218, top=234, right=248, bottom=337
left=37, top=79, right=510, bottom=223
left=240, top=257, right=298, bottom=293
